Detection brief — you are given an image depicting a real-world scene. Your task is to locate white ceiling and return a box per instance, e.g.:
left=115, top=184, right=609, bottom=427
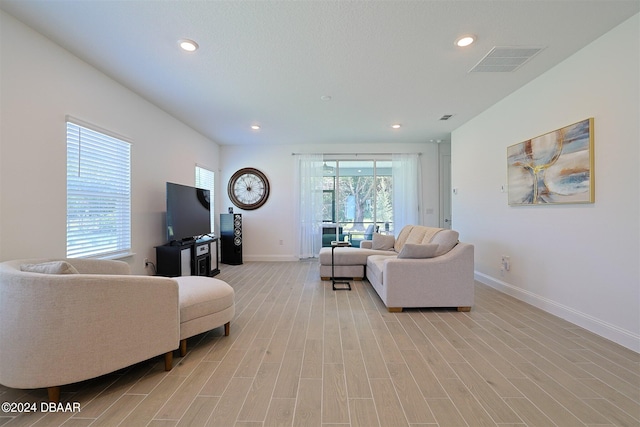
left=1, top=0, right=638, bottom=146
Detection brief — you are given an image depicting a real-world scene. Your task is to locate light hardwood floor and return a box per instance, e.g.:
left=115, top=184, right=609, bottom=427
left=1, top=261, right=638, bottom=426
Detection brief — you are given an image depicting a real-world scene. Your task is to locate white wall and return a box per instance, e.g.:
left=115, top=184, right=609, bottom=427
left=0, top=11, right=220, bottom=274
left=220, top=142, right=440, bottom=261
left=452, top=14, right=639, bottom=351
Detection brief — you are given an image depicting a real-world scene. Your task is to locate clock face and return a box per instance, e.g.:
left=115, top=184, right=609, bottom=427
left=228, top=167, right=270, bottom=210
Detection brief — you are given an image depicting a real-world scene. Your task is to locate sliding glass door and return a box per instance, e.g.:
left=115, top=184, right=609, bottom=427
left=322, top=160, right=392, bottom=247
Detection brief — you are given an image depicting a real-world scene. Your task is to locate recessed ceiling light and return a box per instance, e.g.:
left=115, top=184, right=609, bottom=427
left=391, top=124, right=401, bottom=129
left=455, top=35, right=476, bottom=47
left=179, top=39, right=199, bottom=52
left=320, top=95, right=332, bottom=101
left=251, top=125, right=261, bottom=130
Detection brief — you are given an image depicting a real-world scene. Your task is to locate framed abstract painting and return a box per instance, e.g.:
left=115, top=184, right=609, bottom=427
left=507, top=118, right=594, bottom=205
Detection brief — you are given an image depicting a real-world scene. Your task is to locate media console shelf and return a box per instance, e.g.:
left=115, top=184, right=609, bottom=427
left=155, top=236, right=219, bottom=277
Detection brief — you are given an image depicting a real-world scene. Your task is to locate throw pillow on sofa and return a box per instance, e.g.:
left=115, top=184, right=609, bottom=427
left=431, top=229, right=460, bottom=257
left=20, top=261, right=79, bottom=274
left=372, top=233, right=395, bottom=250
left=397, top=243, right=439, bottom=259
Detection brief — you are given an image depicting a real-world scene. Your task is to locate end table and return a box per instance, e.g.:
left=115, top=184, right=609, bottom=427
left=330, top=241, right=351, bottom=291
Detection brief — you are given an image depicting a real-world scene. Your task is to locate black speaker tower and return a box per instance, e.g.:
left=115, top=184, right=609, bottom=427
left=221, top=213, right=243, bottom=265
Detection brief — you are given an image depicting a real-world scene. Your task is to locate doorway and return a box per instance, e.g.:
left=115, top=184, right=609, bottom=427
left=439, top=143, right=452, bottom=229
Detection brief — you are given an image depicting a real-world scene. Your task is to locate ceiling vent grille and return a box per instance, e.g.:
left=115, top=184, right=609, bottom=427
left=439, top=114, right=454, bottom=121
left=470, top=46, right=545, bottom=73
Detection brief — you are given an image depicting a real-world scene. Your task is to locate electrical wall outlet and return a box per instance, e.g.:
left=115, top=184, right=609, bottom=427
left=501, top=256, right=511, bottom=271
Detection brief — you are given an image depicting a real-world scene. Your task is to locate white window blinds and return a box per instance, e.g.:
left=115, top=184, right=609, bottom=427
left=195, top=165, right=215, bottom=234
left=66, top=119, right=131, bottom=258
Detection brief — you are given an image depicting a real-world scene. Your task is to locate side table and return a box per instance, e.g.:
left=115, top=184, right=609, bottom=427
left=331, top=241, right=351, bottom=291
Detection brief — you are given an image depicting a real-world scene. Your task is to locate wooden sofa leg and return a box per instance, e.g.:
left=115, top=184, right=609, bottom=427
left=48, top=386, right=60, bottom=403
left=164, top=351, right=173, bottom=371
left=457, top=306, right=471, bottom=312
left=388, top=307, right=403, bottom=313
left=320, top=277, right=330, bottom=281
left=180, top=339, right=187, bottom=357
left=224, top=321, right=230, bottom=336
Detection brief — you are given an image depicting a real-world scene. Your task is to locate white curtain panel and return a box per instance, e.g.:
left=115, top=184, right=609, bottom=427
left=392, top=153, right=422, bottom=233
left=295, top=154, right=324, bottom=258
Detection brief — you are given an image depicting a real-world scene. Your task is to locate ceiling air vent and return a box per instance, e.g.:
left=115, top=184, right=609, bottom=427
left=439, top=114, right=454, bottom=121
left=470, top=46, right=545, bottom=73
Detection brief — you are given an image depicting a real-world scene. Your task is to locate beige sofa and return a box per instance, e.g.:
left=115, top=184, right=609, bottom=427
left=319, top=225, right=474, bottom=312
left=0, top=258, right=180, bottom=402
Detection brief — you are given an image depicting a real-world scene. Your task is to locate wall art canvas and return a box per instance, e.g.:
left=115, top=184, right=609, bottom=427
left=507, top=118, right=594, bottom=205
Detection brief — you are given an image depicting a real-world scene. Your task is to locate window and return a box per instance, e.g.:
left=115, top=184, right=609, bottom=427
left=322, top=189, right=335, bottom=222
left=66, top=119, right=131, bottom=258
left=322, top=159, right=393, bottom=246
left=195, top=165, right=215, bottom=234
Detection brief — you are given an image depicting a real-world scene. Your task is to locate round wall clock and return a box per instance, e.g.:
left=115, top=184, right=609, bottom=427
left=227, top=167, right=270, bottom=210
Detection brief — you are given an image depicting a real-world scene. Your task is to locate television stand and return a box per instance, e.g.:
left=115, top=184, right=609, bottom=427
left=156, top=237, right=219, bottom=277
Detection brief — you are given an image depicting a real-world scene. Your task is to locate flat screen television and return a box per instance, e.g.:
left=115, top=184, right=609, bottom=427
left=166, top=182, right=211, bottom=243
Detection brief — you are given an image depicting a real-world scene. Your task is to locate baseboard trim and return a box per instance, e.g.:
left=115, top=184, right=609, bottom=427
left=475, top=272, right=640, bottom=353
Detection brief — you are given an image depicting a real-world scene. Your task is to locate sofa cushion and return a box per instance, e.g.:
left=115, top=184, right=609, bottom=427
left=20, top=261, right=79, bottom=275
left=360, top=240, right=373, bottom=249
left=175, top=277, right=234, bottom=323
left=419, top=227, right=444, bottom=245
left=397, top=243, right=439, bottom=259
left=431, top=229, right=459, bottom=256
left=394, top=225, right=443, bottom=252
left=319, top=247, right=395, bottom=266
left=405, top=228, right=428, bottom=245
left=372, top=233, right=395, bottom=250
left=366, top=255, right=396, bottom=285
left=393, top=226, right=413, bottom=252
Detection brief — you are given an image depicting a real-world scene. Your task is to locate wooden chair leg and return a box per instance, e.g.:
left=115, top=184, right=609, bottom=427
left=180, top=339, right=187, bottom=357
left=164, top=351, right=173, bottom=371
left=48, top=386, right=60, bottom=403
left=224, top=322, right=230, bottom=336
